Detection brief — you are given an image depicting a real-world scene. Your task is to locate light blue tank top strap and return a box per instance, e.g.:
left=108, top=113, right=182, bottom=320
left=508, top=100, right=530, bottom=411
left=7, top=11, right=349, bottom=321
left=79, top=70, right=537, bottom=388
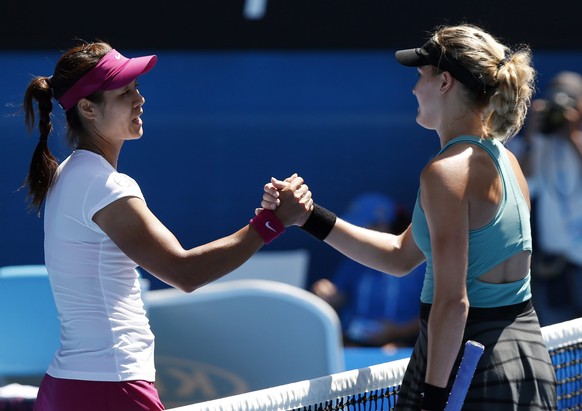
left=411, top=135, right=532, bottom=307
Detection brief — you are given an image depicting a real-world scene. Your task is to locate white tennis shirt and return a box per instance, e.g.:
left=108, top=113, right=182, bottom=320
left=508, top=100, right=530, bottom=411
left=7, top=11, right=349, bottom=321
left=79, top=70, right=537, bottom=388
left=44, top=150, right=155, bottom=382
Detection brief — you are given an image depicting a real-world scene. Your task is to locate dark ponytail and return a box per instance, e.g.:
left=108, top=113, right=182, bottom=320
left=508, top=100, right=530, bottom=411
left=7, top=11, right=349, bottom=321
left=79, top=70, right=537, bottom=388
left=23, top=76, right=59, bottom=215
left=22, top=41, right=112, bottom=215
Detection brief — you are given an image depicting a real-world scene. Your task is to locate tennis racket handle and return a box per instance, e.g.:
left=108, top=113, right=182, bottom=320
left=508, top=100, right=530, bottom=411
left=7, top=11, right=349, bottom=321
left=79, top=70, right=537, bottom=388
left=444, top=340, right=485, bottom=411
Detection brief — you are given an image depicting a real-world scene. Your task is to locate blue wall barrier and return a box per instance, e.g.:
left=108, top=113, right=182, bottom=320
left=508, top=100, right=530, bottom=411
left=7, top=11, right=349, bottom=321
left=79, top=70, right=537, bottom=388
left=2, top=50, right=582, bottom=288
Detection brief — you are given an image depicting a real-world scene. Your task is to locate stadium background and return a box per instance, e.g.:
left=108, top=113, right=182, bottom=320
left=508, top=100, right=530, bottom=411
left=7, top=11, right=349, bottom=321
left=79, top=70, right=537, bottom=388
left=2, top=0, right=582, bottom=289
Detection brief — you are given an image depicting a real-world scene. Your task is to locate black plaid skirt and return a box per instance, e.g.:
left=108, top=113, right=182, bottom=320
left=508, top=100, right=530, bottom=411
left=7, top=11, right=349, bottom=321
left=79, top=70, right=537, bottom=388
left=395, top=300, right=558, bottom=410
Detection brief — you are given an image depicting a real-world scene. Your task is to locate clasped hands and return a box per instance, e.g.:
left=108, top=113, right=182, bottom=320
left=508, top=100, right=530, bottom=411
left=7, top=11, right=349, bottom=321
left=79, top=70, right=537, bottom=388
left=256, top=173, right=313, bottom=227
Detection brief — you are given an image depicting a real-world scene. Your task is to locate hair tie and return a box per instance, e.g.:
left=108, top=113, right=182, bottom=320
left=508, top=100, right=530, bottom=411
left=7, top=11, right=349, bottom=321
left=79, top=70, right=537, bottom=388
left=497, top=51, right=512, bottom=69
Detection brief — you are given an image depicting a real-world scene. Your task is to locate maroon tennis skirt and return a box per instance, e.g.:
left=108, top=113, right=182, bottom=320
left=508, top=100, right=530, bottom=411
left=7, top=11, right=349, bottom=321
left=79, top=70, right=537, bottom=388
left=34, top=374, right=164, bottom=411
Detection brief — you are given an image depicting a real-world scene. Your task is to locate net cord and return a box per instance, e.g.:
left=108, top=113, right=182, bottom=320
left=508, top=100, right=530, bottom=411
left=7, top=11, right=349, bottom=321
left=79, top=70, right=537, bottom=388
left=168, top=317, right=582, bottom=411
left=542, top=317, right=582, bottom=350
left=169, top=359, right=409, bottom=411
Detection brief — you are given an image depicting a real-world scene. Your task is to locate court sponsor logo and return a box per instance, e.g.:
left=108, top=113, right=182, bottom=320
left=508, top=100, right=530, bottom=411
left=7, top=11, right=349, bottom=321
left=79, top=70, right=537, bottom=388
left=155, top=356, right=248, bottom=408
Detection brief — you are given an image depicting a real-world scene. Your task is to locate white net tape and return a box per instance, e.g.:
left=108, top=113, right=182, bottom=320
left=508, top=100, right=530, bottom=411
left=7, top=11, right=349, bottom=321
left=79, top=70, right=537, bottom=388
left=169, top=317, right=582, bottom=411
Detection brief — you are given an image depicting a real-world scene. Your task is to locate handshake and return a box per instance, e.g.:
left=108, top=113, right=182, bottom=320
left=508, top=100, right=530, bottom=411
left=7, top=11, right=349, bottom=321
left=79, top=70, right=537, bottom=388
left=255, top=173, right=313, bottom=228
left=250, top=173, right=337, bottom=245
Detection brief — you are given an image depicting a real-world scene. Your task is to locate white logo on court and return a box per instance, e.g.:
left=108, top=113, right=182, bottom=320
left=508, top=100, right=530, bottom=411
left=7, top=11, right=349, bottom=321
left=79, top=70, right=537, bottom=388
left=265, top=221, right=277, bottom=232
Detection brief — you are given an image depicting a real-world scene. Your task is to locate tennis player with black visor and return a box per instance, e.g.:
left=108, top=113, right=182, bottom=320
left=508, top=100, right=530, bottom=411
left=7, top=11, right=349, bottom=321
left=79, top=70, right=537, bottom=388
left=263, top=23, right=557, bottom=410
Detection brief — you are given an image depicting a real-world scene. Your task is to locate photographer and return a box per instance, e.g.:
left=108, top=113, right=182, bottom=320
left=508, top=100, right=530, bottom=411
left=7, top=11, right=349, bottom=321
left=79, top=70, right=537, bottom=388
left=520, top=71, right=582, bottom=326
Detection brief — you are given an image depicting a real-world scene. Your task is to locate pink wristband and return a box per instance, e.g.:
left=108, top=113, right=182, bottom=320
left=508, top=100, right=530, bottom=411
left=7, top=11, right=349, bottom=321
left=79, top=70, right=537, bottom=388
left=250, top=209, right=285, bottom=244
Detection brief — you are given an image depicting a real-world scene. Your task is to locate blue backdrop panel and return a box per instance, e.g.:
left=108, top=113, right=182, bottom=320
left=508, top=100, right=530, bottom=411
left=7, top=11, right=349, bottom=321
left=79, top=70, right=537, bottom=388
left=2, top=50, right=581, bottom=288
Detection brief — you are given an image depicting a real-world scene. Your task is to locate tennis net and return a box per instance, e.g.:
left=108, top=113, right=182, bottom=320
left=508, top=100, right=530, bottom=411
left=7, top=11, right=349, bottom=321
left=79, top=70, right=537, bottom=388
left=168, top=317, right=582, bottom=411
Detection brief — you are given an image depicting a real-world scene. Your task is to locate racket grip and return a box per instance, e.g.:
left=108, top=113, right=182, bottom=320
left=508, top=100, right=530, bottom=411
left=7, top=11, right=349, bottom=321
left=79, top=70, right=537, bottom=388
left=444, top=340, right=485, bottom=411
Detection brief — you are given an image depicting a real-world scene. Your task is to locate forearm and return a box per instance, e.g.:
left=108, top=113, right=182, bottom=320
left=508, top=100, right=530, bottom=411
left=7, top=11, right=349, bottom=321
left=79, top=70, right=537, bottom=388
left=425, top=300, right=468, bottom=387
left=324, top=219, right=412, bottom=275
left=306, top=206, right=425, bottom=277
left=145, top=224, right=264, bottom=292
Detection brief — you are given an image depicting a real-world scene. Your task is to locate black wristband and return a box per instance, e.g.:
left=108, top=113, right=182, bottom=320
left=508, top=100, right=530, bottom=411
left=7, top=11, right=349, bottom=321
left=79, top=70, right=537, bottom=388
left=300, top=204, right=337, bottom=241
left=420, top=382, right=448, bottom=411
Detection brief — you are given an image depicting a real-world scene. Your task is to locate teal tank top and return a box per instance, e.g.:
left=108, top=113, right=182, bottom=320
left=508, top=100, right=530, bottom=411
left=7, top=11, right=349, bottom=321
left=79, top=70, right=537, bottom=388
left=411, top=135, right=532, bottom=308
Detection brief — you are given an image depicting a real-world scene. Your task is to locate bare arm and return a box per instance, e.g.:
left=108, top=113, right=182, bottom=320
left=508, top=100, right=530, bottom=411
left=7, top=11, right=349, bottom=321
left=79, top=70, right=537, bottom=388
left=263, top=177, right=425, bottom=276
left=93, top=176, right=312, bottom=292
left=421, top=158, right=469, bottom=388
left=324, top=220, right=425, bottom=276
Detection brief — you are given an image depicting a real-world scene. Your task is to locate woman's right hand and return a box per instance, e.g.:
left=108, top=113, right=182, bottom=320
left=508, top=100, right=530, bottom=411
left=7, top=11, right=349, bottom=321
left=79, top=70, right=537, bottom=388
left=257, top=174, right=313, bottom=227
left=258, top=174, right=291, bottom=212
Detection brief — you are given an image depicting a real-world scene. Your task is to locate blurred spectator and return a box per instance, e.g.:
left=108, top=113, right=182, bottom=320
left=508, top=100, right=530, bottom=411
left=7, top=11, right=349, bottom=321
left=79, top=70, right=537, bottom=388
left=517, top=71, right=582, bottom=326
left=311, top=193, right=424, bottom=348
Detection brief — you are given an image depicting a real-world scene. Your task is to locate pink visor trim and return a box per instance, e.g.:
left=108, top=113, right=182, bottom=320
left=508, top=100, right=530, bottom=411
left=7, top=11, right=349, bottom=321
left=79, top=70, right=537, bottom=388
left=57, top=49, right=157, bottom=111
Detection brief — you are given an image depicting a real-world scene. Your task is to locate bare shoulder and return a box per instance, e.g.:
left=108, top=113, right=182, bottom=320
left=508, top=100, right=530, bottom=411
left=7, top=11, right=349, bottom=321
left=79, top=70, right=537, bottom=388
left=421, top=143, right=474, bottom=196
left=503, top=145, right=523, bottom=170
left=420, top=145, right=471, bottom=238
left=503, top=146, right=525, bottom=179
